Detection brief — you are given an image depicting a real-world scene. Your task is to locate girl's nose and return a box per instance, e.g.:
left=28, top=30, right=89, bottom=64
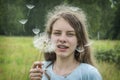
left=59, top=39, right=66, bottom=44
left=58, top=34, right=67, bottom=44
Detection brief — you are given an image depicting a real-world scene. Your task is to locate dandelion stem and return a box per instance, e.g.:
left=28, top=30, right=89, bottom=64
left=23, top=24, right=25, bottom=32
left=27, top=9, right=31, bottom=16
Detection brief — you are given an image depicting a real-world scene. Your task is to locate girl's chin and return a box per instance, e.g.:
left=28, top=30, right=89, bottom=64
left=56, top=52, right=68, bottom=57
left=56, top=48, right=68, bottom=52
left=58, top=54, right=67, bottom=58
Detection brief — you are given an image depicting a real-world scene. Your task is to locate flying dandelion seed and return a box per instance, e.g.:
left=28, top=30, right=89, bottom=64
left=32, top=28, right=40, bottom=35
left=19, top=19, right=28, bottom=24
left=76, top=47, right=84, bottom=53
left=26, top=4, right=35, bottom=16
left=109, top=0, right=116, bottom=8
left=26, top=4, right=35, bottom=9
left=70, top=7, right=79, bottom=11
left=76, top=41, right=93, bottom=53
left=19, top=19, right=28, bottom=32
left=32, top=28, right=40, bottom=39
left=111, top=3, right=114, bottom=8
left=84, top=42, right=93, bottom=47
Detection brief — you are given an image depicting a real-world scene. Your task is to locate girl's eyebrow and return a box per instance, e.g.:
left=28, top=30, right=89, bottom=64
left=52, top=30, right=61, bottom=32
left=53, top=30, right=60, bottom=31
left=67, top=31, right=75, bottom=33
left=53, top=30, right=75, bottom=32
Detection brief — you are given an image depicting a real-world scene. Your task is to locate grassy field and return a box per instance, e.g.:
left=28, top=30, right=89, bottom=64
left=0, top=36, right=120, bottom=80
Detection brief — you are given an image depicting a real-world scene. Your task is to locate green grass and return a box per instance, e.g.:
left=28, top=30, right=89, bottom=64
left=98, top=61, right=120, bottom=80
left=92, top=40, right=120, bottom=80
left=92, top=40, right=120, bottom=52
left=0, top=36, right=41, bottom=80
left=0, top=36, right=120, bottom=80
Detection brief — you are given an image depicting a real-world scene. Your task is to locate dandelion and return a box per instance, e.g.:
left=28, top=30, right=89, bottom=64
left=33, top=32, right=56, bottom=60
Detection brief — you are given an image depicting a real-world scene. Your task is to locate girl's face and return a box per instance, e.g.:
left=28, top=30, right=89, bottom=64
left=51, top=18, right=78, bottom=58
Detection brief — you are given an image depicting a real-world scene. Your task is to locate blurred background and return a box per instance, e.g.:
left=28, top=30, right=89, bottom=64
left=0, top=0, right=120, bottom=80
left=0, top=0, right=120, bottom=39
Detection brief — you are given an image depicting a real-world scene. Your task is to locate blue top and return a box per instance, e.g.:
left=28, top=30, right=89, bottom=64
left=42, top=61, right=102, bottom=80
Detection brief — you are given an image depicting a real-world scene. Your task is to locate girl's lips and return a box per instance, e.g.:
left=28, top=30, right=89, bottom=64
left=57, top=45, right=68, bottom=48
left=57, top=45, right=69, bottom=52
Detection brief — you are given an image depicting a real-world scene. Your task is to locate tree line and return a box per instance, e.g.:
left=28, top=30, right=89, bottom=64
left=0, top=0, right=120, bottom=39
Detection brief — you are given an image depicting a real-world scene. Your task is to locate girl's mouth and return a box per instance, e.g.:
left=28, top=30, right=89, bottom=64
left=57, top=45, right=68, bottom=48
left=57, top=45, right=69, bottom=52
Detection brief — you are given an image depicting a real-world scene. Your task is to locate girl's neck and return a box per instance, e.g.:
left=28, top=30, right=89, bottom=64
left=53, top=57, right=80, bottom=76
left=55, top=57, right=78, bottom=68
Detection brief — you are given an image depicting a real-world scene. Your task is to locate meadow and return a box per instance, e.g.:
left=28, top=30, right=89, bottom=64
left=0, top=36, right=120, bottom=80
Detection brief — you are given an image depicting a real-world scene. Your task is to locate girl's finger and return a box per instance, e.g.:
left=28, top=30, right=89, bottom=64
left=32, top=61, right=43, bottom=68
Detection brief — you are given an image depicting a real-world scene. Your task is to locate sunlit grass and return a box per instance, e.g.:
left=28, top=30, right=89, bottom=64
left=92, top=40, right=120, bottom=51
left=98, top=61, right=120, bottom=80
left=0, top=36, right=41, bottom=80
left=0, top=36, right=120, bottom=80
left=92, top=40, right=120, bottom=80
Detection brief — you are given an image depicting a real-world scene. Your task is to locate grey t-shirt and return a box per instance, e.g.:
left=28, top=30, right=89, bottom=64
left=42, top=61, right=102, bottom=80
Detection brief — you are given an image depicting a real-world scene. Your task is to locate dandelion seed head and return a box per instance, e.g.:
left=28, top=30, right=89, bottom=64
left=33, top=32, right=56, bottom=53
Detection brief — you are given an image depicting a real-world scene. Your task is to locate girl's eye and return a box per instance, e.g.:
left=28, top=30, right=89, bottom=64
left=53, top=32, right=61, bottom=36
left=67, top=33, right=75, bottom=37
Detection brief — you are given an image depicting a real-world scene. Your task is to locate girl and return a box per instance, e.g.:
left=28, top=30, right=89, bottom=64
left=29, top=4, right=102, bottom=80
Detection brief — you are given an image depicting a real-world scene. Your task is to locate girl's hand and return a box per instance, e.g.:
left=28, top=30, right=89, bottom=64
left=29, top=61, right=44, bottom=80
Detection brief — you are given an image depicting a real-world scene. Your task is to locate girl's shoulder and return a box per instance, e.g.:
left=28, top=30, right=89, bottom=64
left=79, top=63, right=99, bottom=73
left=80, top=63, right=97, bottom=70
left=78, top=63, right=102, bottom=80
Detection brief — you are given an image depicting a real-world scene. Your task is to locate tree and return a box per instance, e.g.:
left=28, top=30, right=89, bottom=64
left=105, top=0, right=120, bottom=39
